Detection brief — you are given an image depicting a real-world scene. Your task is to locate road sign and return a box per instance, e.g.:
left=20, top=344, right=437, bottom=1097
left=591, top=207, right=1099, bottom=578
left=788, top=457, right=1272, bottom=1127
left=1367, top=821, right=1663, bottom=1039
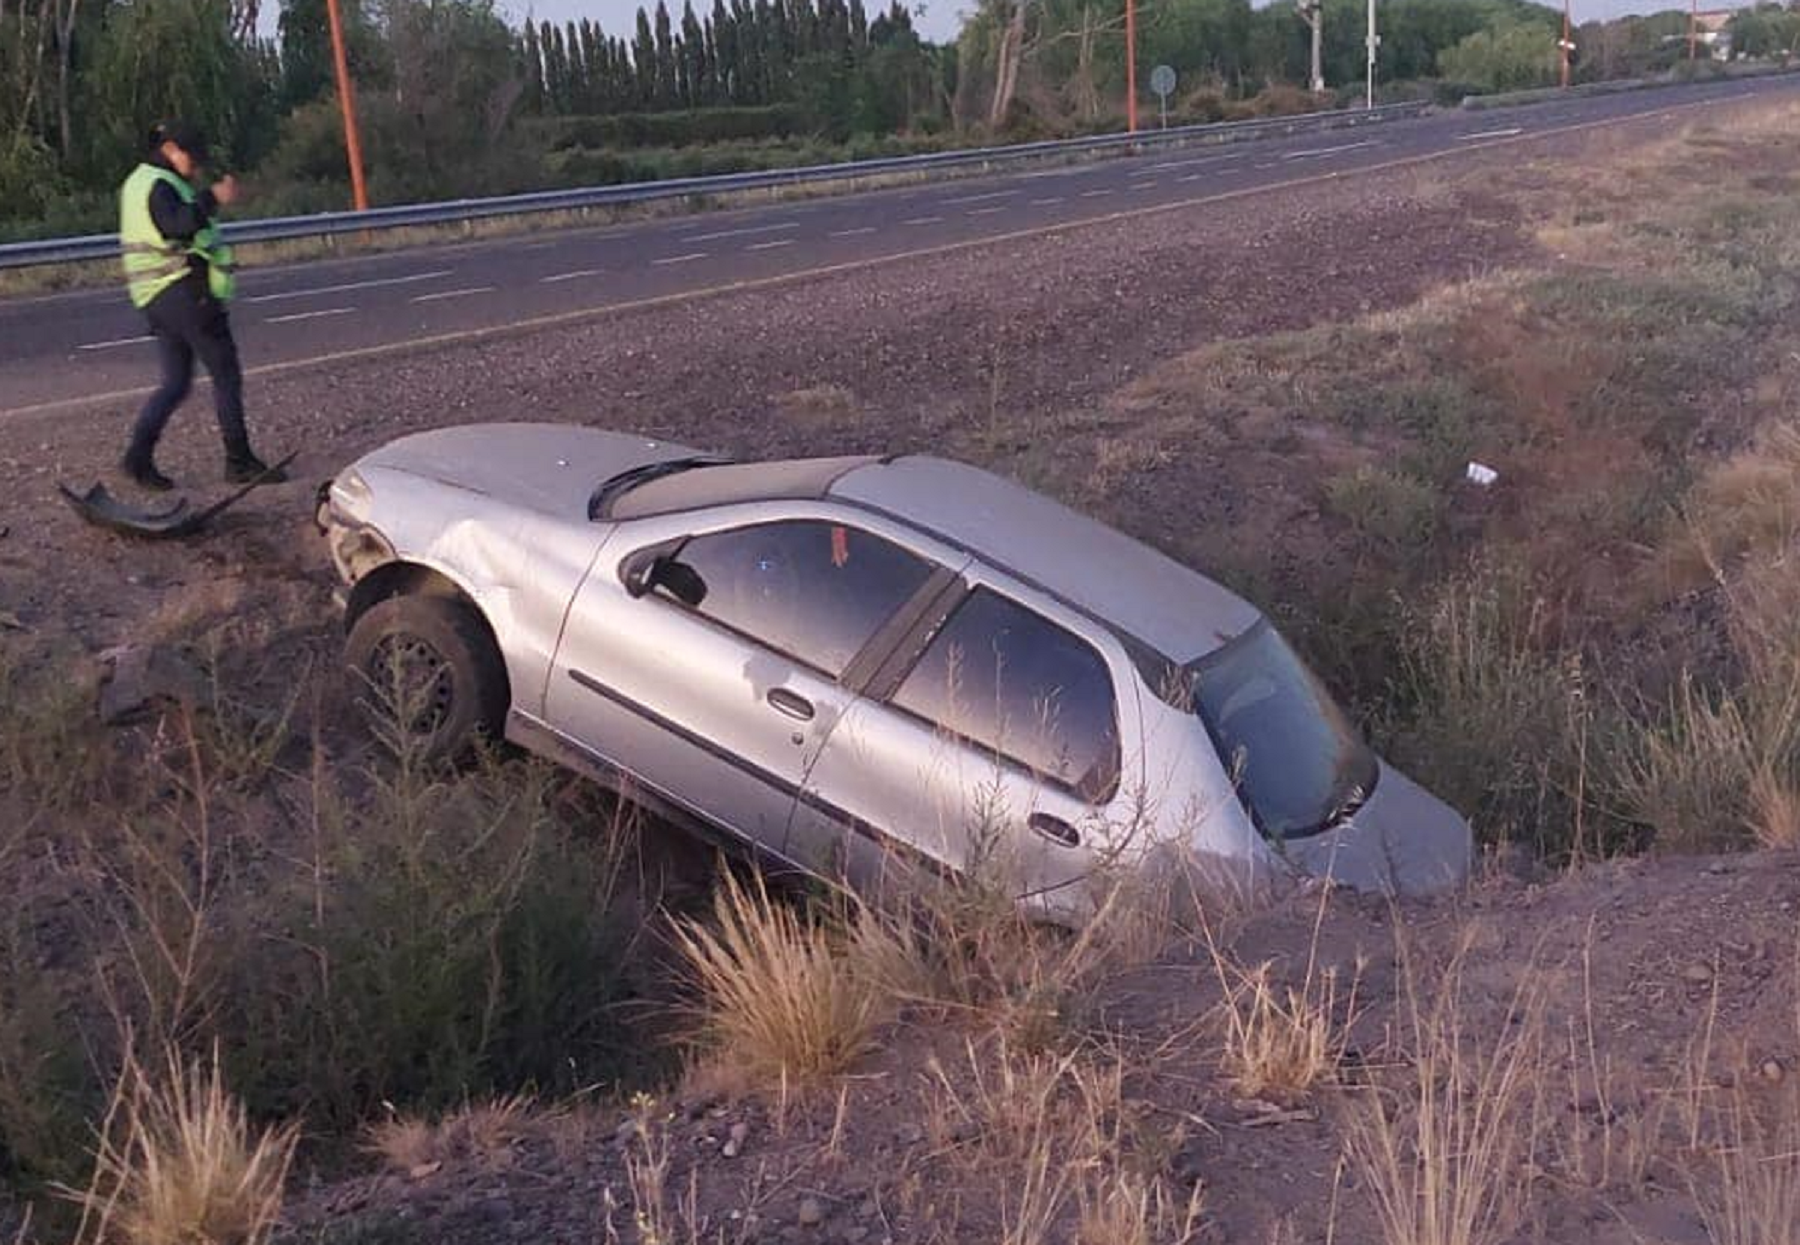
left=1150, top=64, right=1176, bottom=129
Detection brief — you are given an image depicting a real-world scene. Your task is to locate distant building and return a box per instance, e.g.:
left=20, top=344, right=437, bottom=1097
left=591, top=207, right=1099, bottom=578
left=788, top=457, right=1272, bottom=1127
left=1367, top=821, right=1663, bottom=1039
left=1692, top=9, right=1735, bottom=59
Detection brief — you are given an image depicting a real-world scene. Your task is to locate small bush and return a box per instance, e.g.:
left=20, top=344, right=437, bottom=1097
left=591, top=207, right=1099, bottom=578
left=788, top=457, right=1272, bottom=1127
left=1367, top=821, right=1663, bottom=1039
left=1325, top=464, right=1442, bottom=551
left=1385, top=567, right=1603, bottom=855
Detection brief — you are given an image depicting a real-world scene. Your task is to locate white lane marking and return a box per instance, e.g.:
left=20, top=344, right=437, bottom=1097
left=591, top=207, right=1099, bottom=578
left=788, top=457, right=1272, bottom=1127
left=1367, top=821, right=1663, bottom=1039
left=77, top=334, right=155, bottom=352
left=747, top=239, right=795, bottom=251
left=942, top=189, right=1018, bottom=205
left=539, top=268, right=604, bottom=283
left=1029, top=196, right=1066, bottom=205
left=681, top=221, right=799, bottom=243
left=1282, top=139, right=1377, bottom=161
left=1129, top=180, right=1158, bottom=190
left=246, top=269, right=453, bottom=304
left=901, top=215, right=944, bottom=225
left=1149, top=152, right=1245, bottom=171
left=1177, top=173, right=1207, bottom=183
left=652, top=252, right=708, bottom=265
left=1255, top=162, right=1278, bottom=170
left=1079, top=188, right=1115, bottom=198
left=409, top=286, right=495, bottom=303
left=966, top=205, right=1007, bottom=216
left=1460, top=126, right=1525, bottom=141
left=266, top=306, right=356, bottom=324
left=829, top=226, right=877, bottom=237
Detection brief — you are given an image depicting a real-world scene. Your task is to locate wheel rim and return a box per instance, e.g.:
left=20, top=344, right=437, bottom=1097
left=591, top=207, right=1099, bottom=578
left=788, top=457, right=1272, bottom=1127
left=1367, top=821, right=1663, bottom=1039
left=366, top=632, right=456, bottom=738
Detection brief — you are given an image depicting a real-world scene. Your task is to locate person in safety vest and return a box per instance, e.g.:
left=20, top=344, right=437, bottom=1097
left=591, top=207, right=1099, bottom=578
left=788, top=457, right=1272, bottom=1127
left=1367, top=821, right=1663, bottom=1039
left=119, top=121, right=285, bottom=490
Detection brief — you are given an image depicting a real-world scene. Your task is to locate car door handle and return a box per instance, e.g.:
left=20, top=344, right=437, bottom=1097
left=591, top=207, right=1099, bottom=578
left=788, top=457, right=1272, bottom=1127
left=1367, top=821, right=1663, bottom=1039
left=1028, top=812, right=1080, bottom=848
left=766, top=688, right=815, bottom=721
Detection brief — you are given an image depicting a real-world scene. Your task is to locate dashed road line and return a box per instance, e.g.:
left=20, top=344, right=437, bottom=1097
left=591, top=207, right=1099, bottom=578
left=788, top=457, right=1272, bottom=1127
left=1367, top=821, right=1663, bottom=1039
left=1029, top=196, right=1066, bottom=205
left=1282, top=140, right=1378, bottom=161
left=652, top=253, right=709, bottom=265
left=410, top=286, right=495, bottom=303
left=1176, top=173, right=1207, bottom=183
left=1150, top=152, right=1246, bottom=171
left=1460, top=127, right=1525, bottom=141
left=829, top=226, right=877, bottom=237
left=942, top=189, right=1019, bottom=205
left=1129, top=180, right=1158, bottom=191
left=682, top=221, right=800, bottom=243
left=966, top=206, right=1007, bottom=216
left=76, top=334, right=154, bottom=352
left=266, top=306, right=357, bottom=323
left=539, top=268, right=605, bottom=283
left=246, top=270, right=453, bottom=303
left=1079, top=189, right=1115, bottom=198
left=747, top=239, right=795, bottom=251
left=901, top=215, right=945, bottom=225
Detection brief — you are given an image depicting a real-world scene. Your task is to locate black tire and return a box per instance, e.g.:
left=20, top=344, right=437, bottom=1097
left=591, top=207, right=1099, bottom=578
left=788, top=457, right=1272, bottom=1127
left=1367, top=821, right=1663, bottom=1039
left=344, top=593, right=507, bottom=762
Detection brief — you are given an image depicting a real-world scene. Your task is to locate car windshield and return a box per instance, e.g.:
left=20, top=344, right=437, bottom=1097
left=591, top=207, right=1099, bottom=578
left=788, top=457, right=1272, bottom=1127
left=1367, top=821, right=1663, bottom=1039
left=1189, top=621, right=1378, bottom=841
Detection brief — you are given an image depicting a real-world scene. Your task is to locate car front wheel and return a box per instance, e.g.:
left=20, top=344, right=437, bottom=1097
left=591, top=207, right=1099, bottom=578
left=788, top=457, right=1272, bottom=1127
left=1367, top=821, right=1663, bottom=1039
left=345, top=593, right=507, bottom=761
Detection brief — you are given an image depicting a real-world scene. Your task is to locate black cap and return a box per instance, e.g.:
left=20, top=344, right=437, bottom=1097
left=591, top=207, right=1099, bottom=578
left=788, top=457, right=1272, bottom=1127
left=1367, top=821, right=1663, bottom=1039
left=150, top=120, right=210, bottom=165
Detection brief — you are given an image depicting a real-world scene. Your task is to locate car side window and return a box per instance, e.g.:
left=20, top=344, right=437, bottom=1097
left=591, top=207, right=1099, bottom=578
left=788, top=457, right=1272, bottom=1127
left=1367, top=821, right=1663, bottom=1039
left=662, top=520, right=935, bottom=677
left=891, top=588, right=1119, bottom=799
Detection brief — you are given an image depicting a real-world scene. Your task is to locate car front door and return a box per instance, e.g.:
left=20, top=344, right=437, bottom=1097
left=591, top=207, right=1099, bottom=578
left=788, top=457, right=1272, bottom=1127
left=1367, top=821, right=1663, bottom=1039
left=793, top=572, right=1145, bottom=912
left=544, top=508, right=943, bottom=860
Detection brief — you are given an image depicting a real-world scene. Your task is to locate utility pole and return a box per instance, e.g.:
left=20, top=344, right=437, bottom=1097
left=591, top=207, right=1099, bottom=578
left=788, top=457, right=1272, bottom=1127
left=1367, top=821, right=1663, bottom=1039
left=1298, top=0, right=1325, bottom=95
left=1365, top=0, right=1379, bottom=109
left=1559, top=0, right=1574, bottom=89
left=1688, top=0, right=1698, bottom=60
left=1125, top=0, right=1138, bottom=133
left=326, top=0, right=369, bottom=211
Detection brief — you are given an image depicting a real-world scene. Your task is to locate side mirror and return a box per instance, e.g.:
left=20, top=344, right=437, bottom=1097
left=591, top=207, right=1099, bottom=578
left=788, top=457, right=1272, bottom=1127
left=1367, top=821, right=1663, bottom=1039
left=619, top=543, right=707, bottom=608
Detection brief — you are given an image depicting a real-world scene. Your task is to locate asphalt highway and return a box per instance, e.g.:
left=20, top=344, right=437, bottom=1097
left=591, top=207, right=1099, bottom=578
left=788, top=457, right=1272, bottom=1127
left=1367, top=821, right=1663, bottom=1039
left=4, top=72, right=1798, bottom=417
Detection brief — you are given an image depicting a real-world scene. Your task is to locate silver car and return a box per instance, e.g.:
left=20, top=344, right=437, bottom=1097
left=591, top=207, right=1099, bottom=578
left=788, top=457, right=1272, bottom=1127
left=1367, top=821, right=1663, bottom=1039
left=317, top=423, right=1471, bottom=922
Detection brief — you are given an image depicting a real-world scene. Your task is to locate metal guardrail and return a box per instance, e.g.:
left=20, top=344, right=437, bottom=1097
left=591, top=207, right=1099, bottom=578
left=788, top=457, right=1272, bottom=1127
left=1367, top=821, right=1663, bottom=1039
left=0, top=102, right=1427, bottom=271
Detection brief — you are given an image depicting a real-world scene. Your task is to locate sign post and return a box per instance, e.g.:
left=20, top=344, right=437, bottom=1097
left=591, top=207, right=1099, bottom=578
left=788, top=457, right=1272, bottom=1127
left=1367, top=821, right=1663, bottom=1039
left=1150, top=64, right=1177, bottom=130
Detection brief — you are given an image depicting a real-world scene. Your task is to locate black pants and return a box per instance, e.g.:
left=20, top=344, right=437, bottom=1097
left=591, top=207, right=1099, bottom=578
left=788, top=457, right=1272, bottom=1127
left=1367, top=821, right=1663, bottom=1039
left=126, top=278, right=252, bottom=467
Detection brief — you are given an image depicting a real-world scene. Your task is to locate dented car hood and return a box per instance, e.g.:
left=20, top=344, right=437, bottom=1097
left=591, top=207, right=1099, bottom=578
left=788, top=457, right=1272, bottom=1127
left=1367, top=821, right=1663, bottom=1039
left=357, top=423, right=703, bottom=519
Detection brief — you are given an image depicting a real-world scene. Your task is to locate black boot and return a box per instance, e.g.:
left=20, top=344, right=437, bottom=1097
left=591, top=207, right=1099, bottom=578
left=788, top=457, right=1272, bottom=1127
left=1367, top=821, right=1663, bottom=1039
left=225, top=453, right=287, bottom=485
left=122, top=454, right=175, bottom=492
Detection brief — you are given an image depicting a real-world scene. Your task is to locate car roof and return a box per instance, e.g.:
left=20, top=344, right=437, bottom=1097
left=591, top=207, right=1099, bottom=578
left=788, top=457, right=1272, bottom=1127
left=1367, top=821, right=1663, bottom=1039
left=608, top=455, right=878, bottom=519
left=831, top=456, right=1261, bottom=663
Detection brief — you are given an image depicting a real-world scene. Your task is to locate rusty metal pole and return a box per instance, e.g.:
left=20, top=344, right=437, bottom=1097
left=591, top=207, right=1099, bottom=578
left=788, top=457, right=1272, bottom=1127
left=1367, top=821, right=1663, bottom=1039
left=326, top=0, right=369, bottom=211
left=1125, top=0, right=1138, bottom=134
left=1561, top=0, right=1572, bottom=89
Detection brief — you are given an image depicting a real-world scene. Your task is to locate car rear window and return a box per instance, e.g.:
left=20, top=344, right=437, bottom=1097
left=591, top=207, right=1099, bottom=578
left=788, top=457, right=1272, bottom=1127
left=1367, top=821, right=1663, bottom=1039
left=891, top=588, right=1119, bottom=799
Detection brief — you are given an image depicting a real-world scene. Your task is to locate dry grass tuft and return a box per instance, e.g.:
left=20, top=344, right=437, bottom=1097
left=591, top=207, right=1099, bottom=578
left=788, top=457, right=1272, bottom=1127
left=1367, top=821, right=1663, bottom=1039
left=1206, top=895, right=1361, bottom=1101
left=1697, top=1089, right=1800, bottom=1245
left=1347, top=943, right=1547, bottom=1245
left=364, top=1092, right=542, bottom=1173
left=65, top=1049, right=298, bottom=1245
left=673, top=872, right=890, bottom=1085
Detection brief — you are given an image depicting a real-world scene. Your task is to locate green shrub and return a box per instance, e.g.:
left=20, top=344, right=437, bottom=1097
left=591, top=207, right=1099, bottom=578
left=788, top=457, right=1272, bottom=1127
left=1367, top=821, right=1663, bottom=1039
left=1325, top=464, right=1442, bottom=551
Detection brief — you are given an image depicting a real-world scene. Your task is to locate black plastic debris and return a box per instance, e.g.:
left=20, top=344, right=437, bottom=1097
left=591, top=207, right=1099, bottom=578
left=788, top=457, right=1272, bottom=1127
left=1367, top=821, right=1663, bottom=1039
left=57, top=451, right=298, bottom=540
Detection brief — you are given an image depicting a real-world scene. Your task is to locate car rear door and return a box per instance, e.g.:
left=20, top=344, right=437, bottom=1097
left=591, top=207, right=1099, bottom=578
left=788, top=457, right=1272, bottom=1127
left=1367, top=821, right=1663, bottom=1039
left=792, top=568, right=1145, bottom=912
left=543, top=504, right=950, bottom=860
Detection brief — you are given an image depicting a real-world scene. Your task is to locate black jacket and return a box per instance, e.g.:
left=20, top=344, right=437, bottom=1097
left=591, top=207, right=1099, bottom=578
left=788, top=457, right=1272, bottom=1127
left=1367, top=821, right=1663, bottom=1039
left=145, top=151, right=219, bottom=287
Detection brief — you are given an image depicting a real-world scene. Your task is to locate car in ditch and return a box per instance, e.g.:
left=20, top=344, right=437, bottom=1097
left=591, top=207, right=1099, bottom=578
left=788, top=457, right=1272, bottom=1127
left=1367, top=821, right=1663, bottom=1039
left=316, top=423, right=1472, bottom=922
